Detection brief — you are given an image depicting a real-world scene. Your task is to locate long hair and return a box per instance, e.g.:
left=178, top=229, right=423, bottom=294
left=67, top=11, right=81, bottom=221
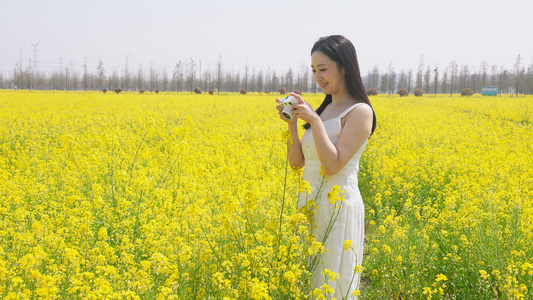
left=303, top=35, right=376, bottom=136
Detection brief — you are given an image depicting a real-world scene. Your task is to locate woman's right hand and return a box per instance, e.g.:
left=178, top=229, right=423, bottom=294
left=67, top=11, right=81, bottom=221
left=275, top=98, right=297, bottom=125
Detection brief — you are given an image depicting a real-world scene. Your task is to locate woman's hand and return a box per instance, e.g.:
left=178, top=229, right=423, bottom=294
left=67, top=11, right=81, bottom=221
left=288, top=93, right=320, bottom=125
left=275, top=97, right=298, bottom=124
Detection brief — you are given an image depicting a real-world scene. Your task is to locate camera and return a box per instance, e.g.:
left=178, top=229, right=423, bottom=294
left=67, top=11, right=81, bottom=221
left=278, top=95, right=297, bottom=120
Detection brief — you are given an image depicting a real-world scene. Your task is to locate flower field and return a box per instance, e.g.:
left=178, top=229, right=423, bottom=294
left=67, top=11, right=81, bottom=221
left=0, top=90, right=532, bottom=299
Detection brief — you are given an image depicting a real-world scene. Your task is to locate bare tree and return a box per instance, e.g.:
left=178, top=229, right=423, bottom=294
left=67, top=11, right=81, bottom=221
left=379, top=72, right=389, bottom=94
left=498, top=66, right=508, bottom=96
left=173, top=61, right=183, bottom=92
left=136, top=64, right=144, bottom=90
left=257, top=69, right=263, bottom=93
left=285, top=68, right=294, bottom=92
left=480, top=60, right=488, bottom=88
left=83, top=57, right=88, bottom=91
left=387, top=62, right=395, bottom=95
left=188, top=58, right=196, bottom=94
left=124, top=54, right=130, bottom=91
left=448, top=60, right=458, bottom=96
left=244, top=62, right=249, bottom=91
left=527, top=60, right=533, bottom=94
left=407, top=69, right=412, bottom=93
left=441, top=69, right=448, bottom=94
left=424, top=66, right=431, bottom=93
left=216, top=56, right=223, bottom=93
left=371, top=65, right=379, bottom=89
left=514, top=54, right=522, bottom=96
left=416, top=55, right=424, bottom=89
left=161, top=66, right=169, bottom=91
left=433, top=67, right=439, bottom=95
left=97, top=60, right=105, bottom=91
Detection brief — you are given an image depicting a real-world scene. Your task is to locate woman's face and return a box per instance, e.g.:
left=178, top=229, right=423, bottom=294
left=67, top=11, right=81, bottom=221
left=311, top=51, right=346, bottom=95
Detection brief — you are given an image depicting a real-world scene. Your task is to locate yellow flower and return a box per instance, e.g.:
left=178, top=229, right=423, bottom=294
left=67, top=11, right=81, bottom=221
left=321, top=283, right=335, bottom=295
left=343, top=240, right=352, bottom=251
left=435, top=274, right=448, bottom=282
left=282, top=130, right=293, bottom=143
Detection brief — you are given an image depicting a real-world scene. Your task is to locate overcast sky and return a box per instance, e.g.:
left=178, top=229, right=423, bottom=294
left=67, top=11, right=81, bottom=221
left=1, top=0, right=532, bottom=77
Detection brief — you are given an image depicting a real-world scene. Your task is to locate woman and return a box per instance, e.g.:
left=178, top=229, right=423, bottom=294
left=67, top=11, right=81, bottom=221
left=276, top=35, right=376, bottom=299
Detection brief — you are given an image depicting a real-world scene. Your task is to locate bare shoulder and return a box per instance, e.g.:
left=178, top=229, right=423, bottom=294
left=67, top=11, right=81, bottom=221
left=340, top=102, right=373, bottom=134
left=344, top=102, right=373, bottom=121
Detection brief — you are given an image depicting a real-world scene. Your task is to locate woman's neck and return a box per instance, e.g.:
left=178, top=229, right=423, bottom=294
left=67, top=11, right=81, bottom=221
left=330, top=88, right=355, bottom=105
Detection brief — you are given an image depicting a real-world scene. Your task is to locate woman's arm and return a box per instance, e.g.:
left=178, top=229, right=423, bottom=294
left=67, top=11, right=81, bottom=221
left=308, top=105, right=373, bottom=175
left=289, top=94, right=373, bottom=176
left=276, top=98, right=305, bottom=168
left=287, top=121, right=305, bottom=168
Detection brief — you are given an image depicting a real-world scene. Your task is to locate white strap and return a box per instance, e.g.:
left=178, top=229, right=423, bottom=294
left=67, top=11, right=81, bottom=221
left=338, top=103, right=365, bottom=119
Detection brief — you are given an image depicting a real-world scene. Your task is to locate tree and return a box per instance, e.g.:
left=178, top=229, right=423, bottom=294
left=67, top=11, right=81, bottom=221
left=397, top=70, right=407, bottom=92
left=83, top=57, right=88, bottom=91
left=173, top=61, right=183, bottom=92
left=498, top=66, right=508, bottom=96
left=216, top=56, right=223, bottom=93
left=188, top=59, right=196, bottom=94
left=527, top=61, right=533, bottom=94
left=97, top=60, right=105, bottom=91
left=379, top=73, right=389, bottom=94
left=491, top=64, right=498, bottom=87
left=424, top=66, right=431, bottom=94
left=387, top=62, right=395, bottom=95
left=407, top=69, right=413, bottom=93
left=285, top=68, right=294, bottom=92
left=371, top=65, right=379, bottom=89
left=244, top=63, right=249, bottom=91
left=433, top=67, right=439, bottom=95
left=480, top=60, right=488, bottom=88
left=514, top=54, right=522, bottom=96
left=137, top=64, right=144, bottom=91
left=271, top=71, right=279, bottom=93
left=448, top=60, right=458, bottom=96
left=257, top=70, right=263, bottom=94
left=441, top=69, right=448, bottom=94
left=149, top=62, right=156, bottom=91
left=416, top=55, right=424, bottom=89
left=161, top=66, right=169, bottom=91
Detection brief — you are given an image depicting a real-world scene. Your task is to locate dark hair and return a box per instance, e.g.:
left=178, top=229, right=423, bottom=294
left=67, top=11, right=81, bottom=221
left=304, top=35, right=376, bottom=136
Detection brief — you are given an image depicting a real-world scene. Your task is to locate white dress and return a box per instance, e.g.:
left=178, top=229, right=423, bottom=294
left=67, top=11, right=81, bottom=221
left=299, top=103, right=367, bottom=299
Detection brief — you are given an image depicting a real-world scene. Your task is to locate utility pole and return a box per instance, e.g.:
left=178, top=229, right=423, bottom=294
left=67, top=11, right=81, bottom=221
left=66, top=68, right=69, bottom=92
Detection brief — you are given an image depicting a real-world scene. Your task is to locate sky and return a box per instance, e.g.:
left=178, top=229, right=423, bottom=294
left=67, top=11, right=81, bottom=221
left=1, top=0, right=532, bottom=78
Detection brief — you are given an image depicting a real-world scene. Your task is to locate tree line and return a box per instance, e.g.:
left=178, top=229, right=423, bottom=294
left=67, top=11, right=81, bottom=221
left=1, top=55, right=532, bottom=95
left=365, top=55, right=533, bottom=96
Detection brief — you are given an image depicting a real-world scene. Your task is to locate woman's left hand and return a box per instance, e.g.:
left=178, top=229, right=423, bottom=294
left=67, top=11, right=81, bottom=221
left=289, top=93, right=320, bottom=124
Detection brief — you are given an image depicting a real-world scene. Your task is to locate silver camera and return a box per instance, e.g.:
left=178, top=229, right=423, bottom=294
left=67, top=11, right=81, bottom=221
left=278, top=96, right=297, bottom=120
